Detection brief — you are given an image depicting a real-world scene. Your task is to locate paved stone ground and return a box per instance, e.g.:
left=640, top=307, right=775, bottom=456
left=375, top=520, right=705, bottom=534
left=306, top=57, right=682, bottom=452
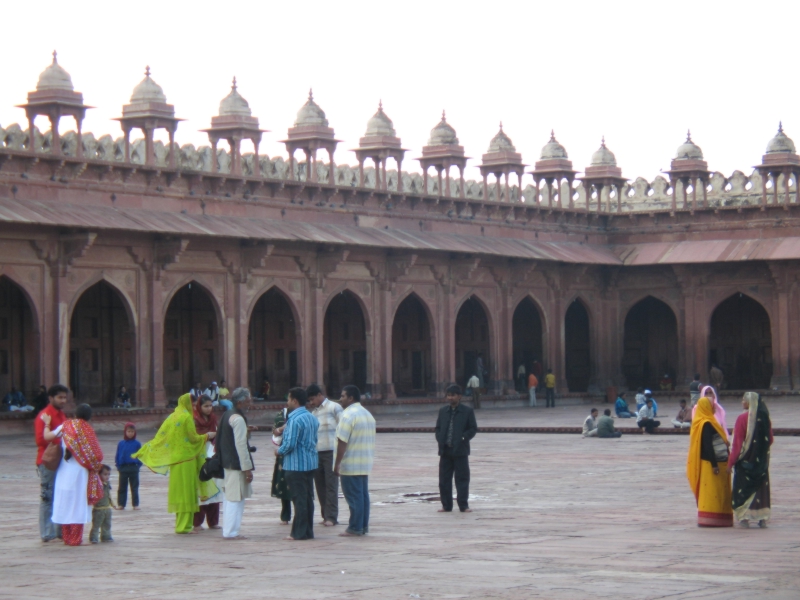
left=2, top=405, right=799, bottom=600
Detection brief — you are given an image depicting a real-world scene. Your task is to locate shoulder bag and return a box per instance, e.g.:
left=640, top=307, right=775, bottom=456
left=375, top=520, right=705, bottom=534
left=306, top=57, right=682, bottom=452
left=711, top=432, right=729, bottom=462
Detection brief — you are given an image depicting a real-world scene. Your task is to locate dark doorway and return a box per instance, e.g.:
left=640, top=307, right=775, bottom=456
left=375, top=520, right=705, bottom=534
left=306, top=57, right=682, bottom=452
left=512, top=297, right=544, bottom=391
left=248, top=288, right=297, bottom=400
left=0, top=277, right=38, bottom=398
left=392, top=294, right=432, bottom=396
left=324, top=291, right=367, bottom=397
left=564, top=300, right=590, bottom=392
left=163, top=282, right=220, bottom=402
left=455, top=296, right=490, bottom=389
left=70, top=281, right=135, bottom=405
left=709, top=294, right=772, bottom=389
left=622, top=296, right=678, bottom=390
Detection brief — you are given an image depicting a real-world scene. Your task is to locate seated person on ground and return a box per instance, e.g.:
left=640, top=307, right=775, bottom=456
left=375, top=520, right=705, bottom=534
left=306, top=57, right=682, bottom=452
left=615, top=392, right=635, bottom=418
left=3, top=387, right=32, bottom=412
left=597, top=409, right=622, bottom=438
left=637, top=398, right=661, bottom=434
left=672, top=399, right=692, bottom=428
left=582, top=408, right=599, bottom=437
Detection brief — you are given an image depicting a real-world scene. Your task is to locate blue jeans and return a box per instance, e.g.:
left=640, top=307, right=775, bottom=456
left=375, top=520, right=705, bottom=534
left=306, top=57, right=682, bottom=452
left=340, top=475, right=370, bottom=535
left=38, top=464, right=61, bottom=541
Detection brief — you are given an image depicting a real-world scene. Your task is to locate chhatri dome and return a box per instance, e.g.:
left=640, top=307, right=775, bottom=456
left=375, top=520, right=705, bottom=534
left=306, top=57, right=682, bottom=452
left=766, top=122, right=796, bottom=154
left=36, top=51, right=74, bottom=92
left=675, top=130, right=703, bottom=160
left=364, top=101, right=396, bottom=137
left=487, top=123, right=516, bottom=153
left=590, top=137, right=617, bottom=167
left=218, top=77, right=252, bottom=117
left=540, top=131, right=568, bottom=159
left=130, top=66, right=167, bottom=104
left=294, top=89, right=328, bottom=127
left=427, top=111, right=459, bottom=146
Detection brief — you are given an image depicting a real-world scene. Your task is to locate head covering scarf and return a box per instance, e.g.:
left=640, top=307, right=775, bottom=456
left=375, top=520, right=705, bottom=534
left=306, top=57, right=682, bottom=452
left=691, top=385, right=727, bottom=430
left=732, top=393, right=772, bottom=513
left=62, top=418, right=104, bottom=505
left=193, top=400, right=218, bottom=436
left=687, top=396, right=729, bottom=501
left=123, top=422, right=137, bottom=439
left=133, top=394, right=207, bottom=475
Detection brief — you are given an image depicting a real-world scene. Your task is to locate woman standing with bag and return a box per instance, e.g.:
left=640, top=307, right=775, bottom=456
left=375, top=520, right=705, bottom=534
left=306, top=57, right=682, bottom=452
left=193, top=395, right=223, bottom=531
left=41, top=404, right=104, bottom=546
left=686, top=396, right=733, bottom=527
left=133, top=393, right=214, bottom=534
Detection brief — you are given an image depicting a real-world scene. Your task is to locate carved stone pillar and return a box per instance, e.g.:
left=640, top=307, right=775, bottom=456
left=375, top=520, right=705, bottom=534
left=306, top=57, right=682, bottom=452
left=149, top=272, right=166, bottom=406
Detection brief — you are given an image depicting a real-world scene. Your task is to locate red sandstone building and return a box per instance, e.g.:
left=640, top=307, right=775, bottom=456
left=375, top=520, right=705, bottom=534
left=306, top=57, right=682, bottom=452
left=1, top=55, right=797, bottom=406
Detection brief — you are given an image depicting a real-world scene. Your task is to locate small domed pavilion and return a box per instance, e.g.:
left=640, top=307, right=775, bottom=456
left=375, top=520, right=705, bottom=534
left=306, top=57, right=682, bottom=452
left=580, top=138, right=627, bottom=213
left=281, top=89, right=339, bottom=184
left=756, top=123, right=800, bottom=207
left=353, top=101, right=406, bottom=191
left=665, top=131, right=710, bottom=213
left=478, top=123, right=526, bottom=202
left=529, top=131, right=577, bottom=208
left=417, top=111, right=468, bottom=198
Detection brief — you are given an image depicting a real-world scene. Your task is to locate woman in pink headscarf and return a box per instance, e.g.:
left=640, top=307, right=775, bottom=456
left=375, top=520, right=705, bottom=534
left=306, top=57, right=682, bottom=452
left=692, top=385, right=727, bottom=430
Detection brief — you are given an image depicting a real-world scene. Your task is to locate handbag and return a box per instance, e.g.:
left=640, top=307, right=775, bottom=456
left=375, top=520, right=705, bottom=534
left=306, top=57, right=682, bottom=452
left=711, top=432, right=729, bottom=462
left=199, top=454, right=223, bottom=482
left=41, top=442, right=63, bottom=471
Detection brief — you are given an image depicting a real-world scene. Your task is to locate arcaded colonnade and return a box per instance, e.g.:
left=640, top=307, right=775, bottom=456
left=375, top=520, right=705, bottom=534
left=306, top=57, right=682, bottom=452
left=1, top=55, right=798, bottom=404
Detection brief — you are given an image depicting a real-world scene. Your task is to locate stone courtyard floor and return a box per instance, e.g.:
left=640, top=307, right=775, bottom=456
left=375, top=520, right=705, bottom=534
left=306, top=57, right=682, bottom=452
left=2, top=403, right=799, bottom=599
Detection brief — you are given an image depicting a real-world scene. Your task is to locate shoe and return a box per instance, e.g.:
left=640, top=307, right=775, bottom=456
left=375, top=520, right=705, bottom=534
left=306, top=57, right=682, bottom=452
left=739, top=520, right=750, bottom=528
left=102, top=538, right=114, bottom=542
left=759, top=520, right=768, bottom=528
left=90, top=540, right=98, bottom=544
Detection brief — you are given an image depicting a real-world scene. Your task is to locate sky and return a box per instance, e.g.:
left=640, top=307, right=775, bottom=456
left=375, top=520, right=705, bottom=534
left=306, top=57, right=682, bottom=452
left=0, top=0, right=796, bottom=184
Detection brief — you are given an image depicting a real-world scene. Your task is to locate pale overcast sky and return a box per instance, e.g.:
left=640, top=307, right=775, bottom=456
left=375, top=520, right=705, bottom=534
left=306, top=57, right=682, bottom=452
left=1, top=0, right=796, bottom=184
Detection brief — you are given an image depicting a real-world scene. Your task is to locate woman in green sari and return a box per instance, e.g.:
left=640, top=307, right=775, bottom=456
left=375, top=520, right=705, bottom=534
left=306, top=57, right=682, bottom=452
left=133, top=394, right=214, bottom=533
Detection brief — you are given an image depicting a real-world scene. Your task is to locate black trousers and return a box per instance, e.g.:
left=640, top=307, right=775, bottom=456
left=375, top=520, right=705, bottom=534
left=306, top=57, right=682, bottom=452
left=638, top=418, right=661, bottom=433
left=545, top=388, right=555, bottom=407
left=117, top=465, right=140, bottom=508
left=439, top=450, right=470, bottom=511
left=280, top=498, right=292, bottom=523
left=285, top=470, right=315, bottom=540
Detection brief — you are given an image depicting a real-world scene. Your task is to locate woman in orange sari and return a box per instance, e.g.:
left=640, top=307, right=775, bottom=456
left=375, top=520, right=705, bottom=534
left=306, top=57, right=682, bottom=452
left=687, top=396, right=733, bottom=527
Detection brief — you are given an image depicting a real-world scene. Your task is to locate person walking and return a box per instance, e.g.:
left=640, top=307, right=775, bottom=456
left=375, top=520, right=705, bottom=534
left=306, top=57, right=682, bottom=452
left=307, top=384, right=342, bottom=527
left=728, top=392, right=773, bottom=528
left=435, top=384, right=478, bottom=513
left=333, top=385, right=376, bottom=537
left=216, top=387, right=254, bottom=540
left=34, top=384, right=68, bottom=542
left=276, top=387, right=319, bottom=541
left=466, top=373, right=481, bottom=409
left=527, top=372, right=538, bottom=407
left=133, top=393, right=213, bottom=534
left=544, top=368, right=556, bottom=408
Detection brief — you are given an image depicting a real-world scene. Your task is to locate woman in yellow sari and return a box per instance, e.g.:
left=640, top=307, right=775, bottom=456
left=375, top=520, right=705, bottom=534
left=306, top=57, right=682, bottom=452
left=133, top=394, right=214, bottom=533
left=687, top=396, right=733, bottom=527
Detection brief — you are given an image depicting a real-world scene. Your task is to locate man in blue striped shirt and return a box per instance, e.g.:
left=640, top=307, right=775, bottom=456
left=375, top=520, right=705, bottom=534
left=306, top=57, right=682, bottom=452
left=276, top=387, right=319, bottom=540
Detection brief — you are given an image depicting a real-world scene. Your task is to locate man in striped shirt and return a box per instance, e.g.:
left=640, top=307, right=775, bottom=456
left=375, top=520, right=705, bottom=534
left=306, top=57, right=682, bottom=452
left=307, top=383, right=343, bottom=527
left=276, top=387, right=319, bottom=540
left=334, top=385, right=376, bottom=537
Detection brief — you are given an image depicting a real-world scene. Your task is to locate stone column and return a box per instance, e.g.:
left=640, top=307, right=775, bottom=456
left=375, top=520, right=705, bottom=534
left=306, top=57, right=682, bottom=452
left=236, top=279, right=249, bottom=391
left=55, top=274, right=70, bottom=389
left=497, top=285, right=514, bottom=394
left=149, top=272, right=166, bottom=406
left=379, top=284, right=395, bottom=399
left=134, top=269, right=151, bottom=406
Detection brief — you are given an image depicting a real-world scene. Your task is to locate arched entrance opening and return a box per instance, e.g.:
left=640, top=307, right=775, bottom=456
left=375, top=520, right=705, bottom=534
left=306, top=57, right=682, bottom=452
left=163, top=282, right=221, bottom=401
left=323, top=290, right=367, bottom=397
left=512, top=297, right=544, bottom=392
left=622, top=296, right=678, bottom=391
left=709, top=294, right=772, bottom=389
left=0, top=276, right=39, bottom=398
left=248, top=288, right=298, bottom=399
left=69, top=281, right=135, bottom=405
left=564, top=299, right=590, bottom=392
left=455, top=296, right=490, bottom=389
left=392, top=294, right=432, bottom=396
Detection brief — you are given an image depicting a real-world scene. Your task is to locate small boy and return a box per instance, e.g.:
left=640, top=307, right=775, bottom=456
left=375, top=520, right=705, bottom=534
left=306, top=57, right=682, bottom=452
left=90, top=465, right=115, bottom=543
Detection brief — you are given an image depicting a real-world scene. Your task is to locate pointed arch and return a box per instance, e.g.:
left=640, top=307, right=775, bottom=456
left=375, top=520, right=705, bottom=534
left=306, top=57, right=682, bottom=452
left=69, top=280, right=136, bottom=405
left=392, top=292, right=435, bottom=396
left=162, top=275, right=225, bottom=326
left=564, top=296, right=591, bottom=392
left=455, top=293, right=492, bottom=389
left=622, top=295, right=678, bottom=390
left=322, top=284, right=372, bottom=336
left=511, top=295, right=546, bottom=392
left=68, top=272, right=137, bottom=330
left=0, top=275, right=40, bottom=396
left=323, top=288, right=370, bottom=397
left=709, top=292, right=772, bottom=389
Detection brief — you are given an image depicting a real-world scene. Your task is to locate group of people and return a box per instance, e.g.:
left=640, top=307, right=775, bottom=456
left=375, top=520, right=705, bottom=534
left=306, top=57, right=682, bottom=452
left=3, top=384, right=50, bottom=413
left=516, top=361, right=557, bottom=409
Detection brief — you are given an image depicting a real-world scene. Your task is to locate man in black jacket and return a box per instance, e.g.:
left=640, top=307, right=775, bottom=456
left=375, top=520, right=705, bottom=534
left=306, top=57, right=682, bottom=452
left=435, top=384, right=478, bottom=513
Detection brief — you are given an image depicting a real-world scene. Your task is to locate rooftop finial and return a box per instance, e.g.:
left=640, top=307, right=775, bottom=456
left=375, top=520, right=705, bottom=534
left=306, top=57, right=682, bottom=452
left=601, top=135, right=606, bottom=147
left=308, top=88, right=313, bottom=101
left=378, top=99, right=383, bottom=111
left=145, top=65, right=151, bottom=77
left=231, top=76, right=237, bottom=91
left=550, top=129, right=556, bottom=141
left=52, top=50, right=58, bottom=63
left=779, top=121, right=784, bottom=134
left=441, top=110, right=446, bottom=121
left=686, top=129, right=692, bottom=142
left=499, top=121, right=503, bottom=131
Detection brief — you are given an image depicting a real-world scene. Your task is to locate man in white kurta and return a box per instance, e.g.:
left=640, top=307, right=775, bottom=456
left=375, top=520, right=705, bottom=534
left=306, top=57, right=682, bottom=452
left=218, top=388, right=254, bottom=540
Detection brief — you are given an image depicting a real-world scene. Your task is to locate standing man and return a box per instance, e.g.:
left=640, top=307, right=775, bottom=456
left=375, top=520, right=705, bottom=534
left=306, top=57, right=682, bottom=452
left=333, top=385, right=376, bottom=537
left=544, top=368, right=556, bottom=408
left=709, top=364, right=724, bottom=390
left=34, top=384, right=68, bottom=542
left=516, top=363, right=526, bottom=393
left=527, top=371, right=538, bottom=407
left=217, top=387, right=254, bottom=540
left=277, top=387, right=318, bottom=541
left=475, top=354, right=485, bottom=390
left=435, top=384, right=478, bottom=513
left=307, top=383, right=342, bottom=527
left=466, top=373, right=481, bottom=409
left=689, top=373, right=702, bottom=406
